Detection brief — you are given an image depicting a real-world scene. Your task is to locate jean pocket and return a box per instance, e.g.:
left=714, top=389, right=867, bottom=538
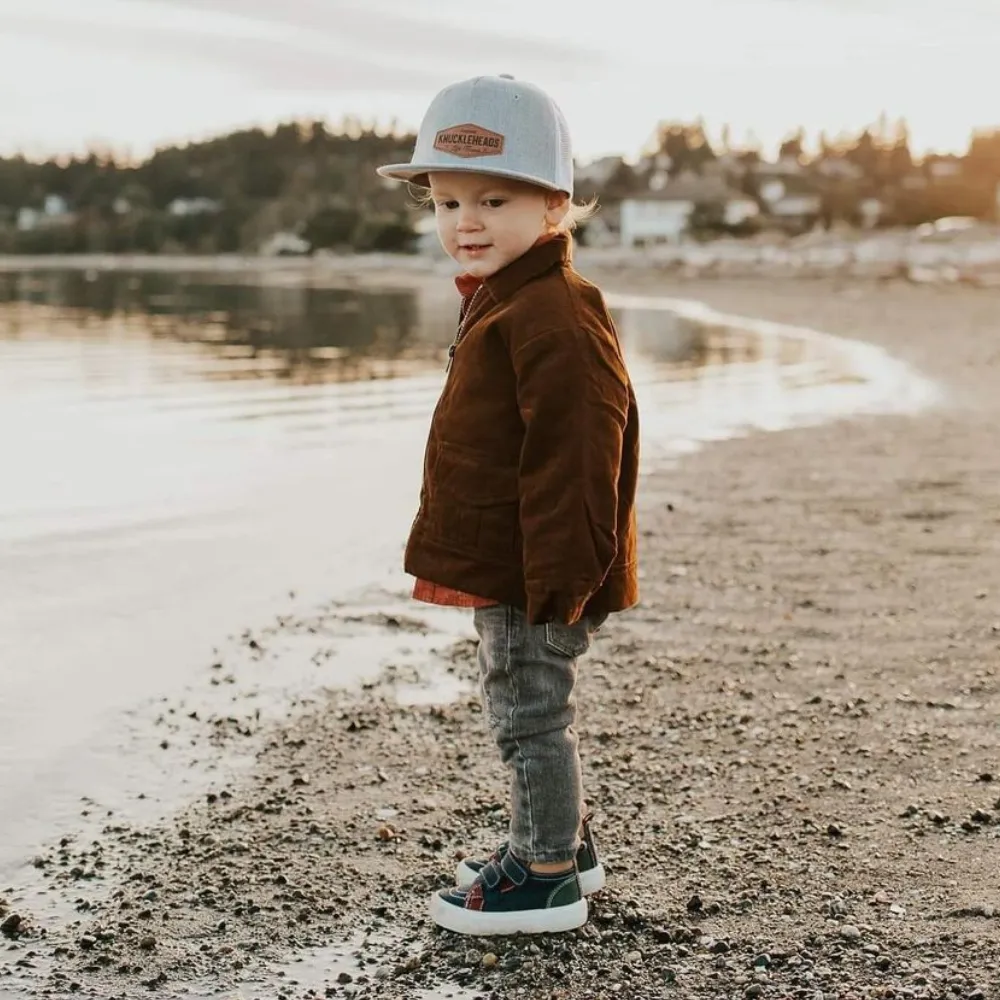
left=543, top=621, right=592, bottom=659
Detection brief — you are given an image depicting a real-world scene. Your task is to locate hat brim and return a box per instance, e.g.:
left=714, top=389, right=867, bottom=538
left=377, top=162, right=569, bottom=195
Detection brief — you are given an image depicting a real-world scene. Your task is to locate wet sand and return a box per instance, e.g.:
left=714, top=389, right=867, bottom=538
left=3, top=274, right=1000, bottom=1000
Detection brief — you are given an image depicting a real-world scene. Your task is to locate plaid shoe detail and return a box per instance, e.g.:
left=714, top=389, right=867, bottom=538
left=465, top=881, right=485, bottom=911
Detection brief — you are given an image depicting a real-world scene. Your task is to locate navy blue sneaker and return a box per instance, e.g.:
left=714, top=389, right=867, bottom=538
left=456, top=813, right=606, bottom=896
left=431, top=850, right=587, bottom=936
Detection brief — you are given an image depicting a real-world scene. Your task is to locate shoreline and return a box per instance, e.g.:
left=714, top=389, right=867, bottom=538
left=1, top=233, right=999, bottom=289
left=2, top=275, right=1000, bottom=1000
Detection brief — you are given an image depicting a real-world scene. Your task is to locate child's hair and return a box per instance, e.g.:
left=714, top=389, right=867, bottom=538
left=560, top=196, right=599, bottom=233
left=410, top=184, right=599, bottom=234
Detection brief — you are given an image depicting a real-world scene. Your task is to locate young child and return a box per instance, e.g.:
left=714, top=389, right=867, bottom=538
left=377, top=74, right=640, bottom=936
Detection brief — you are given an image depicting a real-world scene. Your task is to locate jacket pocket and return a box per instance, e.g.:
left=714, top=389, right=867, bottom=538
left=434, top=440, right=518, bottom=508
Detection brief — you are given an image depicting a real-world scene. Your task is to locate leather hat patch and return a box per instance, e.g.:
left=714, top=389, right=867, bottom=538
left=433, top=123, right=505, bottom=158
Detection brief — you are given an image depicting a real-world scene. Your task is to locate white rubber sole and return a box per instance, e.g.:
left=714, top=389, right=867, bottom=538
left=429, top=892, right=588, bottom=936
left=456, top=860, right=607, bottom=896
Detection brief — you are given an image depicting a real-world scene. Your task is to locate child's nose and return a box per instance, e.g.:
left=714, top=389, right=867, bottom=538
left=456, top=207, right=483, bottom=230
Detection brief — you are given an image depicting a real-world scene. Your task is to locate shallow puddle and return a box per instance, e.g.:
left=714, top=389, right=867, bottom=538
left=234, top=930, right=483, bottom=1000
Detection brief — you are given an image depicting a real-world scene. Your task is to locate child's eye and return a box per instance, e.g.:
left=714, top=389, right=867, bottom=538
left=484, top=198, right=506, bottom=208
left=436, top=200, right=459, bottom=211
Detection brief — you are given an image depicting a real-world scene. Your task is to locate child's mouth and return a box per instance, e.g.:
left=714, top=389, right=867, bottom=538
left=461, top=244, right=491, bottom=255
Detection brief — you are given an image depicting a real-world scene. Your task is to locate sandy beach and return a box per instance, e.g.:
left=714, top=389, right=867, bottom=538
left=2, top=271, right=1000, bottom=1000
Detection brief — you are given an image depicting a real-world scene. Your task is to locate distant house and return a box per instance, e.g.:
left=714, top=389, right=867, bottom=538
left=858, top=197, right=885, bottom=229
left=708, top=152, right=750, bottom=181
left=757, top=176, right=822, bottom=230
left=168, top=197, right=222, bottom=217
left=815, top=157, right=864, bottom=181
left=619, top=173, right=759, bottom=246
left=633, top=152, right=673, bottom=179
left=754, top=154, right=806, bottom=178
left=16, top=207, right=41, bottom=232
left=17, top=194, right=73, bottom=231
left=925, top=155, right=963, bottom=181
left=44, top=194, right=69, bottom=217
left=259, top=231, right=310, bottom=256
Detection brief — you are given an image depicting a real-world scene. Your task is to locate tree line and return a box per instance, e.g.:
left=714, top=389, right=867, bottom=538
left=0, top=120, right=420, bottom=255
left=2, top=115, right=999, bottom=254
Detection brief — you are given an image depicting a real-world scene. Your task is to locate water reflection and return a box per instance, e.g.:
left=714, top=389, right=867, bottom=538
left=0, top=270, right=450, bottom=384
left=0, top=269, right=839, bottom=393
left=620, top=306, right=814, bottom=372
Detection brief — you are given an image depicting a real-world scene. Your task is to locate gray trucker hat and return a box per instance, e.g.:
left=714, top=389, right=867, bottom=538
left=377, top=74, right=574, bottom=196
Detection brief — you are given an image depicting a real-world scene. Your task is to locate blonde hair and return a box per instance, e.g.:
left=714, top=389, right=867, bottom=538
left=556, top=196, right=599, bottom=233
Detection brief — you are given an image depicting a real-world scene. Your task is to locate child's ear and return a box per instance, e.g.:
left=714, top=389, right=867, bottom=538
left=545, top=192, right=570, bottom=228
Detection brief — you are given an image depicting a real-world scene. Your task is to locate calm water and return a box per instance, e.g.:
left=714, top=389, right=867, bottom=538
left=0, top=266, right=936, bottom=881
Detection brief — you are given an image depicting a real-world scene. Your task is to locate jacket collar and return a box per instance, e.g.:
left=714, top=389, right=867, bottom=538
left=482, top=232, right=572, bottom=305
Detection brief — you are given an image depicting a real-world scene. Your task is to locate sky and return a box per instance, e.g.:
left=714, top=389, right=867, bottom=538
left=2, top=0, right=998, bottom=164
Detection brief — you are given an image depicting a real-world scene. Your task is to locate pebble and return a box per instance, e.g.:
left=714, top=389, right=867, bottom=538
left=482, top=953, right=498, bottom=968
left=839, top=925, right=862, bottom=941
left=139, top=935, right=157, bottom=951
left=625, top=950, right=642, bottom=965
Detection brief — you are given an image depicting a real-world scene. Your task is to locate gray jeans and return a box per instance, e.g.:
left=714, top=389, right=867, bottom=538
left=473, top=604, right=606, bottom=865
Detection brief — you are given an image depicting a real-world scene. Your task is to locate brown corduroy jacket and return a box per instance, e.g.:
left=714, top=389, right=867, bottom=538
left=404, top=233, right=640, bottom=625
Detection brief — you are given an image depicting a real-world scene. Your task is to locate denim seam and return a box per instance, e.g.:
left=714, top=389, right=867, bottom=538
left=506, top=604, right=534, bottom=861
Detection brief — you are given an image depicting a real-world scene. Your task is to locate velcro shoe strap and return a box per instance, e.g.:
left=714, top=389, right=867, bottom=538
left=479, top=857, right=504, bottom=890
left=499, top=850, right=530, bottom=886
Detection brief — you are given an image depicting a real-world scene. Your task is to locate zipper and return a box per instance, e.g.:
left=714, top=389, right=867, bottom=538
left=446, top=285, right=484, bottom=373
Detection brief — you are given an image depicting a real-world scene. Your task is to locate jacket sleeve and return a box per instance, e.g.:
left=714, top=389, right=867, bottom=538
left=511, top=325, right=630, bottom=625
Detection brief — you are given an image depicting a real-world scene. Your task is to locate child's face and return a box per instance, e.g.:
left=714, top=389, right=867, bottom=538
left=428, top=172, right=567, bottom=278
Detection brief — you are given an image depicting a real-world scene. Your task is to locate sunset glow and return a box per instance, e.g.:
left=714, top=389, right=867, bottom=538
left=2, top=0, right=997, bottom=162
